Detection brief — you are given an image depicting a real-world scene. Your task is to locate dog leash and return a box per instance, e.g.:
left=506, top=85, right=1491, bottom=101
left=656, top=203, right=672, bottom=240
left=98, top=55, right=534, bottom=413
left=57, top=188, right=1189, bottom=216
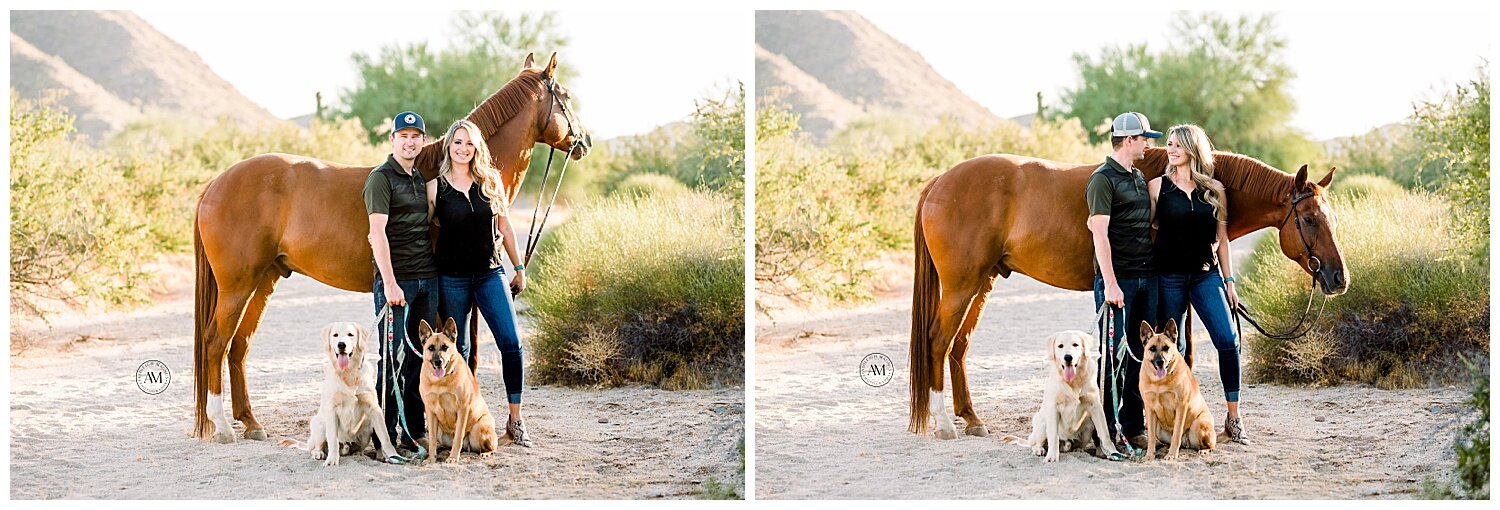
left=1095, top=303, right=1144, bottom=459
left=375, top=304, right=423, bottom=463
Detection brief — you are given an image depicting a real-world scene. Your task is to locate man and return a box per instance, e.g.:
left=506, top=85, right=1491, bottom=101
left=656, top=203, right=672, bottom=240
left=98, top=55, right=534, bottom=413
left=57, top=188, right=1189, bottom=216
left=363, top=111, right=438, bottom=454
left=1085, top=111, right=1161, bottom=455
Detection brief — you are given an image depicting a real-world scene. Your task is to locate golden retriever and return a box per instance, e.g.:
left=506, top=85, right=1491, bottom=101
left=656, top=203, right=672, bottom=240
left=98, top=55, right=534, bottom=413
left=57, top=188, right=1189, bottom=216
left=1140, top=319, right=1216, bottom=459
left=307, top=321, right=402, bottom=466
left=418, top=318, right=499, bottom=462
left=1027, top=330, right=1123, bottom=462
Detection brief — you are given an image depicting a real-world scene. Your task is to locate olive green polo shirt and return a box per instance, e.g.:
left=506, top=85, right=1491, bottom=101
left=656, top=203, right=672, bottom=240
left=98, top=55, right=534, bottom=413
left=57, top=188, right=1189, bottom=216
left=1085, top=156, right=1154, bottom=278
left=363, top=154, right=437, bottom=281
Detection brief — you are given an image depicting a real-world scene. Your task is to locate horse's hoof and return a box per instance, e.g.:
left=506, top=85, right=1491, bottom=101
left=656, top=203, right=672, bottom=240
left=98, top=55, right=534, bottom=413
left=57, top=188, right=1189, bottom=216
left=935, top=428, right=958, bottom=440
left=965, top=425, right=989, bottom=437
left=213, top=431, right=236, bottom=444
left=245, top=428, right=267, bottom=441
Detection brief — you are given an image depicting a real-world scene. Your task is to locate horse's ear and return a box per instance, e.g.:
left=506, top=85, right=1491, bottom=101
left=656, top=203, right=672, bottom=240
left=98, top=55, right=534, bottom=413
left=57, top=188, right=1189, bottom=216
left=523, top=52, right=535, bottom=69
left=1317, top=167, right=1337, bottom=188
left=542, top=52, right=559, bottom=80
left=1293, top=164, right=1310, bottom=190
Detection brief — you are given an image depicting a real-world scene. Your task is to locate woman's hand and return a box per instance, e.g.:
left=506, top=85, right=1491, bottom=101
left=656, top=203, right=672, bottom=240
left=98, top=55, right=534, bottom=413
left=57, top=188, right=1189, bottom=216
left=510, top=269, right=527, bottom=296
left=1225, top=282, right=1241, bottom=310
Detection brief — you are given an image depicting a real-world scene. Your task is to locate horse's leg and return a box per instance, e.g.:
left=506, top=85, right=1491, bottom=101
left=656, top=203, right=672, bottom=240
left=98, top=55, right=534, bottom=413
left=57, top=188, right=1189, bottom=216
left=206, top=284, right=255, bottom=444
left=228, top=270, right=280, bottom=440
left=950, top=276, right=998, bottom=436
left=928, top=281, right=983, bottom=440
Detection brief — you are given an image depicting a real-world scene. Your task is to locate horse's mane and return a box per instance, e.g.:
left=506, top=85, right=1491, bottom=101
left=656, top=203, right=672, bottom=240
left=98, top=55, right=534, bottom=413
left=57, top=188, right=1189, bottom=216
left=414, top=68, right=545, bottom=179
left=1209, top=151, right=1295, bottom=204
left=1139, top=147, right=1294, bottom=204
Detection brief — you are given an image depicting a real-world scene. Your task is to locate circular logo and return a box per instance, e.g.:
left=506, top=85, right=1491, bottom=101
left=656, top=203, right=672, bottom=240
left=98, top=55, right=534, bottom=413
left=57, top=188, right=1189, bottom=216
left=404, top=114, right=415, bottom=124
left=859, top=353, right=894, bottom=387
left=136, top=360, right=171, bottom=395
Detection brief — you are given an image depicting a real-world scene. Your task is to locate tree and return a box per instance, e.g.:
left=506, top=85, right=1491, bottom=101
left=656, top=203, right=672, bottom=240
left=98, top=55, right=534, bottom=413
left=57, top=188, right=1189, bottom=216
left=1061, top=13, right=1319, bottom=169
left=333, top=12, right=574, bottom=144
left=1411, top=62, right=1489, bottom=235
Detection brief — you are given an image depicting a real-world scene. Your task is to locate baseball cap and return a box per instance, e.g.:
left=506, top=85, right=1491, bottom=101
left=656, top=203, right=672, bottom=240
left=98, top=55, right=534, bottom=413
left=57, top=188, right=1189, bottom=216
left=392, top=111, right=425, bottom=134
left=1111, top=112, right=1162, bottom=138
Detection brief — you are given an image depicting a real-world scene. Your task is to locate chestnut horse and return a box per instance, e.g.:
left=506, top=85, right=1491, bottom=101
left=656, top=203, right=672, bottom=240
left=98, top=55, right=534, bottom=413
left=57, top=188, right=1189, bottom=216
left=909, top=147, right=1349, bottom=439
left=193, top=53, right=591, bottom=443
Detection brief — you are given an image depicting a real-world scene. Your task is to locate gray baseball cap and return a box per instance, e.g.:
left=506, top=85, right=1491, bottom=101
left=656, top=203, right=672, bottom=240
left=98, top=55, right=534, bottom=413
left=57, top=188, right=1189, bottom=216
left=1111, top=112, right=1162, bottom=138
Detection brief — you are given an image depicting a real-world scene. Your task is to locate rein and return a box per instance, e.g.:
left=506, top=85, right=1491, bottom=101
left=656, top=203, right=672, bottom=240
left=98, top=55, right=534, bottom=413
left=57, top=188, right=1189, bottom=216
left=522, top=77, right=584, bottom=267
left=1231, top=188, right=1328, bottom=340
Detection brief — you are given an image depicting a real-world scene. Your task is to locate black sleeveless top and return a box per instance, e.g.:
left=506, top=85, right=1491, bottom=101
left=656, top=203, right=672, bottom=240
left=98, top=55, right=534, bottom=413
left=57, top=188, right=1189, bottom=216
left=1153, top=177, right=1219, bottom=274
left=434, top=176, right=502, bottom=276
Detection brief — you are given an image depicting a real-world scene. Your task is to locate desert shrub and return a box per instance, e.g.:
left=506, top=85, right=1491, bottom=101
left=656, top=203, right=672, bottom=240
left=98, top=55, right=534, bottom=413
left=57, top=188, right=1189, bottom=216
left=11, top=93, right=157, bottom=313
left=11, top=91, right=384, bottom=317
left=527, top=191, right=743, bottom=389
left=1329, top=174, right=1405, bottom=201
left=1420, top=359, right=1490, bottom=500
left=1238, top=190, right=1488, bottom=388
left=612, top=172, right=691, bottom=198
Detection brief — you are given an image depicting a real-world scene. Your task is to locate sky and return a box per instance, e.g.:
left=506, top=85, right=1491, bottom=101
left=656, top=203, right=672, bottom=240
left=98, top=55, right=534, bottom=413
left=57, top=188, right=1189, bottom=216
left=859, top=10, right=1490, bottom=140
left=134, top=10, right=749, bottom=140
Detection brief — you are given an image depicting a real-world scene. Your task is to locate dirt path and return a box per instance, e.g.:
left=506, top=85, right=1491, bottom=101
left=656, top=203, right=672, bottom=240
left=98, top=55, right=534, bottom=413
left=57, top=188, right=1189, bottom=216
left=754, top=235, right=1468, bottom=499
left=11, top=273, right=743, bottom=499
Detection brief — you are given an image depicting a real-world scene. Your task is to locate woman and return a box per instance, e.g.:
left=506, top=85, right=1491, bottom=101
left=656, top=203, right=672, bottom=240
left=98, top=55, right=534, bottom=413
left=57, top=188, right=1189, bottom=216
left=1147, top=124, right=1246, bottom=444
left=426, top=119, right=533, bottom=447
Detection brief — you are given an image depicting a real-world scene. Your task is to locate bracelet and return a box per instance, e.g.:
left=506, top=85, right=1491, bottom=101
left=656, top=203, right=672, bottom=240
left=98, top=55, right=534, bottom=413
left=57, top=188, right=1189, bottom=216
left=514, top=264, right=525, bottom=271
left=1223, top=276, right=1236, bottom=284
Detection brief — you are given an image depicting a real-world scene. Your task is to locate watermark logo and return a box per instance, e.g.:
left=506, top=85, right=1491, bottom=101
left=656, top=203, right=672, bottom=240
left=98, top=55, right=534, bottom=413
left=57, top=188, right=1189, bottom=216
left=860, top=353, right=894, bottom=387
left=136, top=360, right=170, bottom=395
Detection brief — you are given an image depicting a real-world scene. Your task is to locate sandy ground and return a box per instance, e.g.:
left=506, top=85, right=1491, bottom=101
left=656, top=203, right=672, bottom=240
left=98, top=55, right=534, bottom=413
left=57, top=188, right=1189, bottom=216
left=754, top=235, right=1471, bottom=499
left=11, top=271, right=744, bottom=499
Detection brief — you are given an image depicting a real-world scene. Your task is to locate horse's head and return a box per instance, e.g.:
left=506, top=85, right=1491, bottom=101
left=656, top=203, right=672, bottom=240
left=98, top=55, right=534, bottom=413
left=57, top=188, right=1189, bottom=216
left=1277, top=165, right=1348, bottom=296
left=525, top=52, right=591, bottom=160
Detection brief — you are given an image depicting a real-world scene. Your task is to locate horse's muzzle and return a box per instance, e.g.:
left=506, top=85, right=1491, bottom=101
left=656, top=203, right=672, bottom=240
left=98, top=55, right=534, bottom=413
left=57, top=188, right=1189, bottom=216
left=570, top=133, right=592, bottom=160
left=1318, top=267, right=1349, bottom=296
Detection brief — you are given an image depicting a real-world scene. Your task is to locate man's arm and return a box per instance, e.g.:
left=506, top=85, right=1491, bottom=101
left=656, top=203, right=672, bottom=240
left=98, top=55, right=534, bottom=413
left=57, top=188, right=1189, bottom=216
left=1085, top=173, right=1124, bottom=307
left=369, top=214, right=404, bottom=306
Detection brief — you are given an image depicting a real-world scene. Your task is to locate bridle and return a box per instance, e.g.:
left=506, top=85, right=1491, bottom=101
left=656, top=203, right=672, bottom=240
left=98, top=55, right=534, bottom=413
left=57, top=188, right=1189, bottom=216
left=523, top=76, right=586, bottom=266
left=1231, top=187, right=1329, bottom=341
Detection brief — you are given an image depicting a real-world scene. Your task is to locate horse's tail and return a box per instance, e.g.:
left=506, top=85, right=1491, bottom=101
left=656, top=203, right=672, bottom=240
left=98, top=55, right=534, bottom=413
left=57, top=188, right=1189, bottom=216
left=193, top=213, right=217, bottom=439
left=909, top=179, right=941, bottom=435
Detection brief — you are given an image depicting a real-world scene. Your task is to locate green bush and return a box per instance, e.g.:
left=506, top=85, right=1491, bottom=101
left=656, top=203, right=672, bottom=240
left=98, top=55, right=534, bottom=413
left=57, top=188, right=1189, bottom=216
left=1238, top=190, right=1488, bottom=388
left=1329, top=174, right=1406, bottom=201
left=10, top=91, right=383, bottom=317
left=11, top=93, right=156, bottom=313
left=527, top=191, right=744, bottom=389
left=612, top=172, right=691, bottom=198
left=1420, top=359, right=1490, bottom=500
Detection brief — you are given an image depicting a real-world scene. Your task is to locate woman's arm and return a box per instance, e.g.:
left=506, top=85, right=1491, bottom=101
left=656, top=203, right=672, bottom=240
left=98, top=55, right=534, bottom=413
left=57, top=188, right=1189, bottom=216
left=1148, top=177, right=1161, bottom=230
left=426, top=178, right=439, bottom=227
left=1216, top=189, right=1239, bottom=308
left=495, top=200, right=527, bottom=294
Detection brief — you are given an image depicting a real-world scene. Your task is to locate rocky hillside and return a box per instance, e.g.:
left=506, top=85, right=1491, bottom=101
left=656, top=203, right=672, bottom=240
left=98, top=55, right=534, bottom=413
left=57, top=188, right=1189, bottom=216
left=755, top=10, right=999, bottom=142
left=11, top=10, right=282, bottom=143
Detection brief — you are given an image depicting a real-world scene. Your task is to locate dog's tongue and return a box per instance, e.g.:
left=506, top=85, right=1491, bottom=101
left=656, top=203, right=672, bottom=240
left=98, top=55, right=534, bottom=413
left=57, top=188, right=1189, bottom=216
left=435, top=365, right=446, bottom=378
left=1062, top=366, right=1076, bottom=382
left=1155, top=367, right=1167, bottom=379
left=336, top=353, right=350, bottom=370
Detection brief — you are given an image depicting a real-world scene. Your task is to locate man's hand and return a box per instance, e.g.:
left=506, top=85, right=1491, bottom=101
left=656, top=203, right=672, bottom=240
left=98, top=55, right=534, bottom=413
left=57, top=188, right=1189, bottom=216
left=1103, top=281, right=1124, bottom=307
left=384, top=281, right=406, bottom=307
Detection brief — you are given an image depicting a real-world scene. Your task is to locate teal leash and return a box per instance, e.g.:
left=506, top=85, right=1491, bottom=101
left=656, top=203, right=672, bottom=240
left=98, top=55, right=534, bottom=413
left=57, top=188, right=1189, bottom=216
left=377, top=303, right=424, bottom=463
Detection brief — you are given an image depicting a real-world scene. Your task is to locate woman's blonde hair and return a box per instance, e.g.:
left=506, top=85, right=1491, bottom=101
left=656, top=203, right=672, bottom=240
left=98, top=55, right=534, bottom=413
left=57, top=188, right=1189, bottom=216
left=1166, top=124, right=1226, bottom=222
left=439, top=119, right=505, bottom=208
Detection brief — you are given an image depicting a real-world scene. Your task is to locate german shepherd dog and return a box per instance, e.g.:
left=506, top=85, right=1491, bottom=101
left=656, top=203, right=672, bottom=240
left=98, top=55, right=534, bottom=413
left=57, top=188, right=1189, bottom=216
left=418, top=318, right=499, bottom=462
left=1140, top=319, right=1216, bottom=459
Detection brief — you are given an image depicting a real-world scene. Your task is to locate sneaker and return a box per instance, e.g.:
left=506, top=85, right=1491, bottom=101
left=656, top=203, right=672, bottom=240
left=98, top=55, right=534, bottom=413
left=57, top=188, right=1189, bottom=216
left=1225, top=415, right=1248, bottom=444
left=507, top=418, right=534, bottom=448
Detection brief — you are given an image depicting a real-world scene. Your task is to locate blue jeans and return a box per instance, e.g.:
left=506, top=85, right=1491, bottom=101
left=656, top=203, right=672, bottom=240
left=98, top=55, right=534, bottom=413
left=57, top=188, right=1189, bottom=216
left=373, top=275, right=438, bottom=445
left=1158, top=267, right=1241, bottom=402
left=439, top=268, right=524, bottom=405
left=1094, top=273, right=1157, bottom=440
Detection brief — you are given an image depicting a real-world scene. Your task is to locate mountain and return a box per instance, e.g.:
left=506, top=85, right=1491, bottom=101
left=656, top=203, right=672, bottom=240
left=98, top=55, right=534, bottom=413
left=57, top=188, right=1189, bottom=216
left=10, top=10, right=282, bottom=143
left=755, top=10, right=1000, bottom=142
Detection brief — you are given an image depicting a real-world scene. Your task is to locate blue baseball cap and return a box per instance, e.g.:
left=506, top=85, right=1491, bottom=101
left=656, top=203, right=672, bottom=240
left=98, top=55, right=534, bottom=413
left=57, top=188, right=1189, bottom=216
left=1111, top=112, right=1162, bottom=138
left=392, top=111, right=425, bottom=134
